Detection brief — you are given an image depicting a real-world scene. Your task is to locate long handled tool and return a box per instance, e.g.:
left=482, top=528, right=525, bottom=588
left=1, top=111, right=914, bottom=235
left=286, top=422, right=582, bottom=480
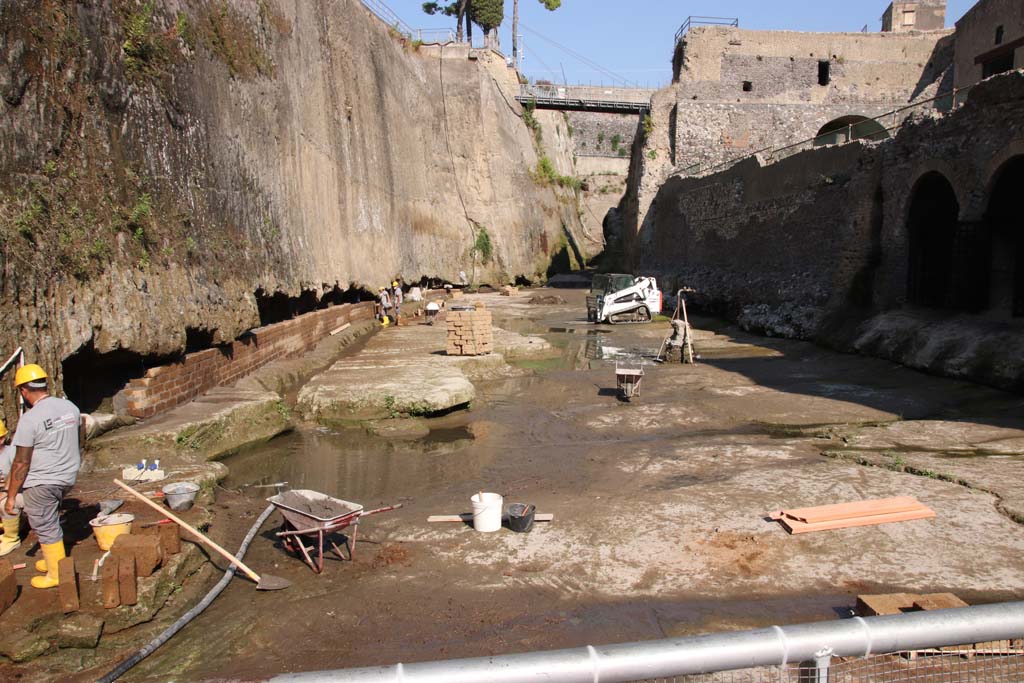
left=114, top=479, right=290, bottom=591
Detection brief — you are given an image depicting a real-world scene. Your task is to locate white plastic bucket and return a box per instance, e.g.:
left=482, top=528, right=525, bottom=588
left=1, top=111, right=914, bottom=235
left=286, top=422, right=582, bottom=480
left=470, top=492, right=503, bottom=533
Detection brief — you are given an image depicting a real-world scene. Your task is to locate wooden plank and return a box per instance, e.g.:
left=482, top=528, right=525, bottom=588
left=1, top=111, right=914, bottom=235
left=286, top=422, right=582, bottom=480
left=0, top=560, right=16, bottom=616
left=780, top=506, right=935, bottom=534
left=58, top=557, right=79, bottom=613
left=773, top=497, right=924, bottom=524
left=914, top=593, right=969, bottom=611
left=857, top=593, right=921, bottom=616
left=427, top=513, right=554, bottom=523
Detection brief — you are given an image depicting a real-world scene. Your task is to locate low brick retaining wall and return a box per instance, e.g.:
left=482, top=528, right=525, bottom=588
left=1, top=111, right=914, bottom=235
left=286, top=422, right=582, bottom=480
left=123, top=302, right=375, bottom=418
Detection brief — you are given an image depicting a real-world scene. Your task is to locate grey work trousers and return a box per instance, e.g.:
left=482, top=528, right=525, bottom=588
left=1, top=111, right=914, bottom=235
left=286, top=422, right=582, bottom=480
left=22, top=485, right=71, bottom=545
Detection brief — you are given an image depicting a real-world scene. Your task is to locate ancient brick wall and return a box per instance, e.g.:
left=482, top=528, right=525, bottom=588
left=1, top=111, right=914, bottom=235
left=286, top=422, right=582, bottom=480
left=638, top=71, right=1024, bottom=389
left=122, top=302, right=374, bottom=418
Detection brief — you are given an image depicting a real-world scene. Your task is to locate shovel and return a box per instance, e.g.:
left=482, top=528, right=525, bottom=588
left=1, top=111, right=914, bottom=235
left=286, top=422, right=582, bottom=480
left=113, top=479, right=290, bottom=591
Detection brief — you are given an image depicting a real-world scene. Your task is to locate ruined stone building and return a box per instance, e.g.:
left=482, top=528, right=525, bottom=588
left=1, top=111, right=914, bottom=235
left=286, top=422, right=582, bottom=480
left=623, top=0, right=1024, bottom=390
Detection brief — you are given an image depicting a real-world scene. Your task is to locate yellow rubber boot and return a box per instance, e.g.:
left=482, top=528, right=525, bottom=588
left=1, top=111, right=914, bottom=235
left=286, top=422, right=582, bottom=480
left=0, top=518, right=20, bottom=557
left=30, top=542, right=65, bottom=589
left=35, top=558, right=47, bottom=572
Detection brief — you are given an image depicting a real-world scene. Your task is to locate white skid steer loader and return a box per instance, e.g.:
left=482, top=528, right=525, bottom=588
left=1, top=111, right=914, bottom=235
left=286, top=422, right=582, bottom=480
left=587, top=274, right=662, bottom=324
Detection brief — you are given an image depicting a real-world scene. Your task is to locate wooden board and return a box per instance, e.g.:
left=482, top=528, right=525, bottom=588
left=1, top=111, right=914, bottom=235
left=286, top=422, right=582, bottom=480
left=427, top=513, right=554, bottom=523
left=770, top=497, right=924, bottom=524
left=779, top=506, right=935, bottom=534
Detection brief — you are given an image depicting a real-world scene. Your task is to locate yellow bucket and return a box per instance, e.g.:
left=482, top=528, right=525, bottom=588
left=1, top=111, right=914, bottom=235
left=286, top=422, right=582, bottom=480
left=89, top=513, right=135, bottom=551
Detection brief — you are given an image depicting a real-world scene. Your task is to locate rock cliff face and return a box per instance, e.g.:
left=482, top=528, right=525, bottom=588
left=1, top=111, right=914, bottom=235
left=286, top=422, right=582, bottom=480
left=0, top=0, right=580, bottom=398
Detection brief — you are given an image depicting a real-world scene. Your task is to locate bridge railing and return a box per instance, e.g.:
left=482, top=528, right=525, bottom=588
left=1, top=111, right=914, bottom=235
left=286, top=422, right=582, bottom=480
left=520, top=84, right=654, bottom=104
left=675, top=16, right=739, bottom=43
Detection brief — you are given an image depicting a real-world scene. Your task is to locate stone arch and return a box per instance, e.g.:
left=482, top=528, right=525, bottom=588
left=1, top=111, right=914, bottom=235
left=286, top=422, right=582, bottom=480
left=985, top=155, right=1024, bottom=317
left=907, top=171, right=960, bottom=309
left=814, top=115, right=890, bottom=147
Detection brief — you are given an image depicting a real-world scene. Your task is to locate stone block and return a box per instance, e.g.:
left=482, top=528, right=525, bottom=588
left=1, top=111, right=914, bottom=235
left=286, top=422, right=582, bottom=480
left=118, top=556, right=137, bottom=606
left=58, top=556, right=78, bottom=613
left=57, top=613, right=104, bottom=649
left=159, top=522, right=182, bottom=555
left=0, top=628, right=50, bottom=662
left=101, top=559, right=119, bottom=608
left=112, top=534, right=163, bottom=577
left=0, top=559, right=16, bottom=616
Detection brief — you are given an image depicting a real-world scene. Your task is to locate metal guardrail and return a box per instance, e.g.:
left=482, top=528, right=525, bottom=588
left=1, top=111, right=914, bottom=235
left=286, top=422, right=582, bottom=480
left=269, top=602, right=1024, bottom=682
left=679, top=82, right=975, bottom=178
left=675, top=16, right=739, bottom=44
left=516, top=95, right=650, bottom=113
left=517, top=85, right=652, bottom=113
left=359, top=0, right=458, bottom=45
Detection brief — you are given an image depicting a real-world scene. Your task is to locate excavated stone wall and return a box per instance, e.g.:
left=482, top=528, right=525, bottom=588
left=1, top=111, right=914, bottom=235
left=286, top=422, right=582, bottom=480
left=0, top=0, right=583, bottom=414
left=623, top=25, right=954, bottom=270
left=638, top=71, right=1024, bottom=390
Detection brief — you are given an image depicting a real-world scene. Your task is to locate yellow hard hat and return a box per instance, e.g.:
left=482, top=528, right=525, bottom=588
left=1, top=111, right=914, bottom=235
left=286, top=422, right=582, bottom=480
left=0, top=419, right=7, bottom=439
left=392, top=281, right=399, bottom=287
left=14, top=364, right=47, bottom=387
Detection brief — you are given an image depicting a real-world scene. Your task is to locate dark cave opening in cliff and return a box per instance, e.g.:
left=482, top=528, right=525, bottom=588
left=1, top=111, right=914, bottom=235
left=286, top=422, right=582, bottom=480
left=907, top=172, right=960, bottom=309
left=986, top=156, right=1024, bottom=317
left=62, top=342, right=177, bottom=414
left=318, top=285, right=375, bottom=307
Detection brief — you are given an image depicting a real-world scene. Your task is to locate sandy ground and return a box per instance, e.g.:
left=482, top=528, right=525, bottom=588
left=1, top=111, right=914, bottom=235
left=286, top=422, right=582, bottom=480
left=8, top=289, right=1024, bottom=682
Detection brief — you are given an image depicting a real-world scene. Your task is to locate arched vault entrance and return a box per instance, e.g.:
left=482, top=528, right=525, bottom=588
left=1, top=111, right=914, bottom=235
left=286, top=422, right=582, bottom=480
left=907, top=172, right=959, bottom=309
left=814, top=116, right=890, bottom=146
left=986, top=156, right=1024, bottom=317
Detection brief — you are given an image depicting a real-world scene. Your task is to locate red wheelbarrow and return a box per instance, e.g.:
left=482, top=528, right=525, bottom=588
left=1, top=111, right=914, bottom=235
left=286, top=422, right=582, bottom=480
left=268, top=489, right=402, bottom=574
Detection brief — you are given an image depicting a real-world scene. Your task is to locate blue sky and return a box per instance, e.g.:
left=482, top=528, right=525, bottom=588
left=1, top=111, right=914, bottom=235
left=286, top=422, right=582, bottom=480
left=376, top=0, right=976, bottom=87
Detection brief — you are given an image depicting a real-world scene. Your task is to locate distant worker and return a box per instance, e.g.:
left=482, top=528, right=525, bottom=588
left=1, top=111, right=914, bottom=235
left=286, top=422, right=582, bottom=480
left=379, top=286, right=392, bottom=325
left=391, top=280, right=403, bottom=325
left=0, top=419, right=23, bottom=557
left=4, top=364, right=84, bottom=589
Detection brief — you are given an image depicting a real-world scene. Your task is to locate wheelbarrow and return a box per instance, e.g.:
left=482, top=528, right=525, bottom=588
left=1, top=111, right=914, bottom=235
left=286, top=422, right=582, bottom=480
left=615, top=362, right=644, bottom=401
left=268, top=489, right=402, bottom=574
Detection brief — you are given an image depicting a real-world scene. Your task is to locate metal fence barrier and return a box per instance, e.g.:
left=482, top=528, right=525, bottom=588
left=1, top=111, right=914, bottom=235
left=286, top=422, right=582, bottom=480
left=675, top=16, right=740, bottom=44
left=270, top=602, right=1024, bottom=683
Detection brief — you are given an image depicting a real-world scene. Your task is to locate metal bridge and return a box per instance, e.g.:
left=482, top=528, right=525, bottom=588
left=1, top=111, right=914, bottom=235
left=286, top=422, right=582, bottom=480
left=515, top=85, right=653, bottom=114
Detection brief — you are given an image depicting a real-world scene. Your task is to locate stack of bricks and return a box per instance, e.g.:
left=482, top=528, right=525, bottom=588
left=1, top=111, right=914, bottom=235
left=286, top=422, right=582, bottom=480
left=122, top=302, right=375, bottom=418
left=446, top=304, right=493, bottom=356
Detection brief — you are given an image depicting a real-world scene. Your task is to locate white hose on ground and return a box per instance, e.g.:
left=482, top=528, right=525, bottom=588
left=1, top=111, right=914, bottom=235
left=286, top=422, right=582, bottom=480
left=95, top=503, right=277, bottom=683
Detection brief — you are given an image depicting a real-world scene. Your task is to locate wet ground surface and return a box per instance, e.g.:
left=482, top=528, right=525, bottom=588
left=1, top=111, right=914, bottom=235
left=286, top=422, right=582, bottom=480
left=57, top=290, right=1024, bottom=682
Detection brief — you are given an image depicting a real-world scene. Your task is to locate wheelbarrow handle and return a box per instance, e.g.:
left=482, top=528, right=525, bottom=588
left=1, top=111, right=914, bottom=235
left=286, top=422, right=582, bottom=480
left=360, top=503, right=403, bottom=517
left=276, top=520, right=355, bottom=537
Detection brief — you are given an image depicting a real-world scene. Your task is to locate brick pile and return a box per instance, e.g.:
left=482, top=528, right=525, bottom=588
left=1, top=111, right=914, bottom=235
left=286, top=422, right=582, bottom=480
left=123, top=302, right=375, bottom=419
left=446, top=304, right=493, bottom=356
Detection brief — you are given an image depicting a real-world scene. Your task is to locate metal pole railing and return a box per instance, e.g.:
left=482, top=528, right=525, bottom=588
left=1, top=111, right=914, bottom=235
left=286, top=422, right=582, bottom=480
left=269, top=602, right=1024, bottom=683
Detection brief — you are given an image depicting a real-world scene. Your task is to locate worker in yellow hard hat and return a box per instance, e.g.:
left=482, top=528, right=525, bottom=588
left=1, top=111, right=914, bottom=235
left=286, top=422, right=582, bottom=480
left=6, top=364, right=86, bottom=588
left=0, top=417, right=22, bottom=557
left=391, top=280, right=403, bottom=325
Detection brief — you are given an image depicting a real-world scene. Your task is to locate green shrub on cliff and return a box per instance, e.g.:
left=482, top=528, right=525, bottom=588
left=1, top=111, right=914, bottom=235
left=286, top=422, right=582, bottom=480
left=472, top=226, right=494, bottom=264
